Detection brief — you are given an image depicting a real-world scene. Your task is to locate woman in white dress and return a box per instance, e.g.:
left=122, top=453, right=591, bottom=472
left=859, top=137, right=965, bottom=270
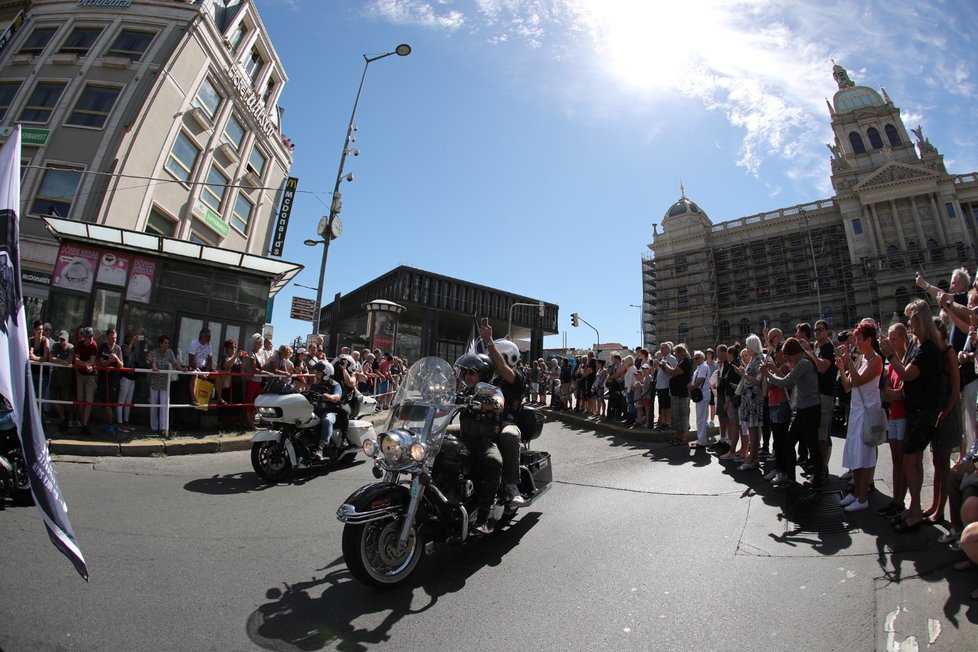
left=836, top=322, right=883, bottom=512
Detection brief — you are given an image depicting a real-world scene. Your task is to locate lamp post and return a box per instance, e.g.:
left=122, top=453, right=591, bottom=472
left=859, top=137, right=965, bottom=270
left=507, top=301, right=545, bottom=340
left=629, top=303, right=643, bottom=347
left=307, top=44, right=411, bottom=339
left=800, top=209, right=824, bottom=320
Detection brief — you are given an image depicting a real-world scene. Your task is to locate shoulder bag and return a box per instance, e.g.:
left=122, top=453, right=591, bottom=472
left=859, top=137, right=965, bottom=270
left=857, top=370, right=887, bottom=447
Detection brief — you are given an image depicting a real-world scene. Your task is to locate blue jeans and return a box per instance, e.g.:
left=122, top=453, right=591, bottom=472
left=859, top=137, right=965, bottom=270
left=318, top=412, right=337, bottom=447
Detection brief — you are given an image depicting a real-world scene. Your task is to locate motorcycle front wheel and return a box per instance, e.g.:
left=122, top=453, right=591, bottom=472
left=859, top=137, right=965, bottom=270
left=250, top=441, right=293, bottom=483
left=342, top=518, right=423, bottom=588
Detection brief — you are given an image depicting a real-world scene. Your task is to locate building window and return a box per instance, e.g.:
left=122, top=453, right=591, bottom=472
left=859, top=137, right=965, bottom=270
left=908, top=241, right=923, bottom=266
left=231, top=194, right=253, bottom=234
left=200, top=165, right=228, bottom=213
left=677, top=286, right=688, bottom=310
left=18, top=27, right=57, bottom=55
left=262, top=78, right=276, bottom=104
left=65, top=85, right=121, bottom=128
left=928, top=238, right=944, bottom=264
left=192, top=77, right=222, bottom=119
left=795, top=270, right=809, bottom=294
left=165, top=131, right=200, bottom=182
left=849, top=132, right=866, bottom=155
left=852, top=218, right=863, bottom=235
left=719, top=320, right=731, bottom=339
left=106, top=30, right=155, bottom=62
left=146, top=206, right=177, bottom=237
left=0, top=81, right=21, bottom=121
left=945, top=202, right=957, bottom=220
left=885, top=124, right=902, bottom=147
left=228, top=22, right=247, bottom=52
left=19, top=81, right=67, bottom=124
left=678, top=323, right=689, bottom=343
left=675, top=253, right=687, bottom=273
left=32, top=167, right=82, bottom=218
left=221, top=114, right=245, bottom=150
left=247, top=147, right=267, bottom=177
left=243, top=48, right=263, bottom=83
left=739, top=318, right=750, bottom=337
left=59, top=27, right=103, bottom=56
left=867, top=127, right=884, bottom=150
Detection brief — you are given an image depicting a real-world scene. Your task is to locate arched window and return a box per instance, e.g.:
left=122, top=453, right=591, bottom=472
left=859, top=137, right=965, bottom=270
left=894, top=286, right=910, bottom=316
left=849, top=132, right=866, bottom=155
left=907, top=241, right=923, bottom=267
left=887, top=244, right=904, bottom=270
left=720, top=320, right=731, bottom=339
left=885, top=124, right=902, bottom=146
left=928, top=238, right=944, bottom=264
left=739, top=318, right=750, bottom=337
left=956, top=241, right=967, bottom=260
left=867, top=127, right=884, bottom=150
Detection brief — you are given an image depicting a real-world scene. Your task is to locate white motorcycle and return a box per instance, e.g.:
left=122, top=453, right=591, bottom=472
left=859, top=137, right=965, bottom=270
left=250, top=378, right=377, bottom=483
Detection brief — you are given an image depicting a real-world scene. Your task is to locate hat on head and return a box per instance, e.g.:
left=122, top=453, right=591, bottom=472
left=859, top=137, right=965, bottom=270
left=57, top=330, right=69, bottom=340
left=81, top=326, right=94, bottom=337
left=251, top=333, right=262, bottom=341
left=296, top=347, right=307, bottom=354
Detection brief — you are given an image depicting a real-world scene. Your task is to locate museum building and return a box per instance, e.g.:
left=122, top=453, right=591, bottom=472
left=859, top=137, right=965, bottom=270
left=642, top=63, right=978, bottom=352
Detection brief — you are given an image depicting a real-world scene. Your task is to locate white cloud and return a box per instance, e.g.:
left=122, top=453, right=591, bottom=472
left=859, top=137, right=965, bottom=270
left=364, top=0, right=465, bottom=29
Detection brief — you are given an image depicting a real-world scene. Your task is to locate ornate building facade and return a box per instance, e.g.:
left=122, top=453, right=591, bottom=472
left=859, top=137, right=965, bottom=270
left=643, top=64, right=978, bottom=352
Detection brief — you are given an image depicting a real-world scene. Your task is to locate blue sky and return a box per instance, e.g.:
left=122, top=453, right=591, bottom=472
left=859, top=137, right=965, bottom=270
left=256, top=0, right=978, bottom=351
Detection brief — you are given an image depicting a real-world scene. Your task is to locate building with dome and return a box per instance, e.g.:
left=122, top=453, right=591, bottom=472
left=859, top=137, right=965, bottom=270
left=642, top=63, right=978, bottom=351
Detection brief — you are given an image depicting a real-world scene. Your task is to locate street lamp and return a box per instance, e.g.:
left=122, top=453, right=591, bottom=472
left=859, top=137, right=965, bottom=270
left=629, top=304, right=643, bottom=346
left=800, top=208, right=824, bottom=320
left=308, top=44, right=411, bottom=342
left=507, top=301, right=545, bottom=340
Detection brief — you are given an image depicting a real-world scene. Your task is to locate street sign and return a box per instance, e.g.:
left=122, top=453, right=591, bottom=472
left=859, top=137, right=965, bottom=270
left=290, top=296, right=317, bottom=321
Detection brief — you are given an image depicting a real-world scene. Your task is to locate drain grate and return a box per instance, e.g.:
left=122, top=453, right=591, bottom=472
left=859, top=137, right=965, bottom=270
left=782, top=490, right=850, bottom=536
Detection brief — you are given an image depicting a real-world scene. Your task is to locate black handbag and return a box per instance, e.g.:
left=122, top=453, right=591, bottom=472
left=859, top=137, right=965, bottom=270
left=690, top=387, right=704, bottom=403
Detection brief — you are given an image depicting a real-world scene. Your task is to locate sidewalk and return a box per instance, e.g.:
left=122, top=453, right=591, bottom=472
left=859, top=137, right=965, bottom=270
left=46, top=410, right=392, bottom=457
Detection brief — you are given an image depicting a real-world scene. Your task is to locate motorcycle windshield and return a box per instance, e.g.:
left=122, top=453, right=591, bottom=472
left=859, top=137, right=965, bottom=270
left=385, top=357, right=458, bottom=443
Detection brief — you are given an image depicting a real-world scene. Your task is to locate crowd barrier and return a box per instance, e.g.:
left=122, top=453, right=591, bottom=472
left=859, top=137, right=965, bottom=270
left=28, top=361, right=402, bottom=438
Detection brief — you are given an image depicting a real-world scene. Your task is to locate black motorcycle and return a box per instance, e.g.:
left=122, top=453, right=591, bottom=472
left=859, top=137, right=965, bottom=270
left=0, top=404, right=31, bottom=507
left=336, top=356, right=552, bottom=588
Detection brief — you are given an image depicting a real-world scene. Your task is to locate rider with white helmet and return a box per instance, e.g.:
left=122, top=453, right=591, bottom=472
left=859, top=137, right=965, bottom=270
left=308, top=360, right=343, bottom=461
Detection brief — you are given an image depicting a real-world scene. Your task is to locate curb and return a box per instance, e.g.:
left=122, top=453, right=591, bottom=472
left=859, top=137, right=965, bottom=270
left=48, top=413, right=390, bottom=458
left=541, top=407, right=720, bottom=443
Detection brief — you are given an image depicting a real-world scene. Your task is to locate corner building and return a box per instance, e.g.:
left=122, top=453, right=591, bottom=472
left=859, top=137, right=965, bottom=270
left=1, top=0, right=300, bottom=360
left=644, top=64, right=978, bottom=351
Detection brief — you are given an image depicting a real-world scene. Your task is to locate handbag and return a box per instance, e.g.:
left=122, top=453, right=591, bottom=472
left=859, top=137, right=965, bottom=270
left=690, top=386, right=704, bottom=403
left=857, top=382, right=887, bottom=447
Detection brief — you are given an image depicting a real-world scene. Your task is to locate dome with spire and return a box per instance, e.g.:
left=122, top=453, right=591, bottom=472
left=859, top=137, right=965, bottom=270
left=663, top=183, right=706, bottom=220
left=831, top=62, right=885, bottom=114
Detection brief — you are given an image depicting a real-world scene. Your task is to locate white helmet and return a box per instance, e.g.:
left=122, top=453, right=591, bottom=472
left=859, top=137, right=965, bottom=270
left=493, top=339, right=521, bottom=369
left=311, top=360, right=334, bottom=377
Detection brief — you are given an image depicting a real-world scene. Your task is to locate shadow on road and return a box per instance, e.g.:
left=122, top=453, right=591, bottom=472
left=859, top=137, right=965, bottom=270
left=245, top=511, right=541, bottom=651
left=183, top=460, right=368, bottom=495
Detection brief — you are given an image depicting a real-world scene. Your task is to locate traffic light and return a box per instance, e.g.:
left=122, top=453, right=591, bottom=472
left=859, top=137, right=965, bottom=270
left=571, top=312, right=579, bottom=327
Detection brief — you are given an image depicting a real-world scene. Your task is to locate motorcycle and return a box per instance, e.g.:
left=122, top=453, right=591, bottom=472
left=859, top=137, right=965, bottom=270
left=337, top=356, right=552, bottom=588
left=0, top=404, right=31, bottom=507
left=250, top=378, right=377, bottom=483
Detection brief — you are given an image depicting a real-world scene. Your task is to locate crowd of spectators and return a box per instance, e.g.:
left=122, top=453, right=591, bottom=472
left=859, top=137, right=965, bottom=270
left=26, top=325, right=407, bottom=438
left=544, top=269, right=978, bottom=599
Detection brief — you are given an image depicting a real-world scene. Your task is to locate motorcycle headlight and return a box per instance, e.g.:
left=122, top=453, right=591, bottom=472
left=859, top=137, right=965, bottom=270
left=379, top=430, right=416, bottom=466
left=257, top=406, right=282, bottom=418
left=410, top=442, right=427, bottom=463
left=363, top=439, right=377, bottom=457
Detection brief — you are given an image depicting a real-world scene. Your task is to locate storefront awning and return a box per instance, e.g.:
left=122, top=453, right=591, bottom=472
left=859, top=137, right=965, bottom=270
left=42, top=217, right=303, bottom=296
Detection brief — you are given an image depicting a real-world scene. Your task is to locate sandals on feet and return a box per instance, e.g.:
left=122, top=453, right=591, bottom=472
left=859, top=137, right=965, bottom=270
left=892, top=518, right=922, bottom=533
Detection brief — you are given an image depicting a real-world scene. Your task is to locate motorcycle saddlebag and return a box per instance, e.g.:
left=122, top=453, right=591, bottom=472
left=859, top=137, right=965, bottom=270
left=517, top=405, right=544, bottom=442
left=520, top=449, right=552, bottom=488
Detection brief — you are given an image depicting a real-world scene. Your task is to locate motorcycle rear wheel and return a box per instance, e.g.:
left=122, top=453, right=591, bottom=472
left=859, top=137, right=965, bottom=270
left=342, top=519, right=423, bottom=588
left=250, top=441, right=293, bottom=483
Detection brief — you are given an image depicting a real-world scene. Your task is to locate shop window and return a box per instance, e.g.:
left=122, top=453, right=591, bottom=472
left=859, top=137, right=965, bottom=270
left=19, top=27, right=57, bottom=55
left=32, top=166, right=82, bottom=218
left=91, top=288, right=122, bottom=340
left=201, top=165, right=228, bottom=213
left=231, top=194, right=253, bottom=234
left=19, top=81, right=67, bottom=124
left=0, top=81, right=20, bottom=121
left=221, top=114, right=245, bottom=151
left=46, top=292, right=87, bottom=340
left=146, top=206, right=177, bottom=237
left=247, top=147, right=267, bottom=177
left=165, top=131, right=200, bottom=182
left=867, top=127, right=884, bottom=150
left=59, top=27, right=103, bottom=56
left=885, top=124, right=902, bottom=147
left=66, top=84, right=121, bottom=128
left=106, top=30, right=155, bottom=62
left=849, top=132, right=866, bottom=155
left=192, top=77, right=222, bottom=120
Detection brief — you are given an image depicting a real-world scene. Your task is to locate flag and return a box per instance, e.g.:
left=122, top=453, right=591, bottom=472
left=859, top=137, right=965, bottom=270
left=0, top=126, right=88, bottom=580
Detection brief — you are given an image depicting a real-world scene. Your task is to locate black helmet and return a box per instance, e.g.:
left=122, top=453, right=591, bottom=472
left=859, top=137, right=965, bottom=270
left=454, top=352, right=492, bottom=383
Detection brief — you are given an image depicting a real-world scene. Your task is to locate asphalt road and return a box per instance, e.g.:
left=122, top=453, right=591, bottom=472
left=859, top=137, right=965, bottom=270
left=1, top=419, right=975, bottom=651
